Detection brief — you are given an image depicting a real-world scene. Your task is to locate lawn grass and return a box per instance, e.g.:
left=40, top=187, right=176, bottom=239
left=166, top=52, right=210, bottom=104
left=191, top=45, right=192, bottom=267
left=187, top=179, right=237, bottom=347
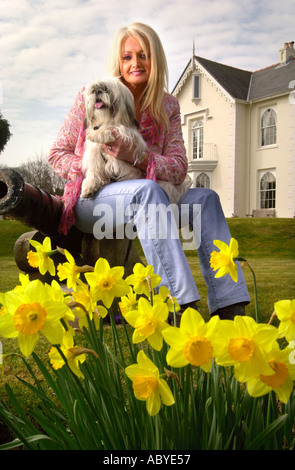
left=0, top=217, right=294, bottom=424
left=0, top=219, right=33, bottom=258
left=227, top=217, right=295, bottom=259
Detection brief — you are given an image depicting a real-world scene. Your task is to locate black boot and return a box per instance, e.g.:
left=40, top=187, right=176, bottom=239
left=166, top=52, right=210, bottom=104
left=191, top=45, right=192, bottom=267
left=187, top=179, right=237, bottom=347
left=211, top=302, right=247, bottom=320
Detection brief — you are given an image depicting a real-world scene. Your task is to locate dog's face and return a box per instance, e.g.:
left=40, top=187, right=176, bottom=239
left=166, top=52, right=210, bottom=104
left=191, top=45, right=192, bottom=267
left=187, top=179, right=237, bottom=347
left=84, top=77, right=138, bottom=130
left=89, top=82, right=114, bottom=112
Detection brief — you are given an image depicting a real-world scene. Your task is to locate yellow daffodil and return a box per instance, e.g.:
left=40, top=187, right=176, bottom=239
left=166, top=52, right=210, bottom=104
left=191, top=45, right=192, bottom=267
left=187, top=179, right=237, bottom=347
left=84, top=258, right=130, bottom=308
left=153, top=286, right=181, bottom=313
left=246, top=346, right=295, bottom=403
left=57, top=249, right=81, bottom=291
left=214, top=315, right=279, bottom=383
left=125, top=263, right=161, bottom=298
left=0, top=279, right=72, bottom=357
left=210, top=238, right=239, bottom=282
left=274, top=299, right=295, bottom=342
left=71, top=280, right=108, bottom=329
left=162, top=308, right=220, bottom=372
left=13, top=273, right=30, bottom=293
left=119, top=288, right=138, bottom=318
left=45, top=280, right=76, bottom=324
left=27, top=237, right=56, bottom=276
left=125, top=350, right=175, bottom=416
left=49, top=330, right=86, bottom=379
left=125, top=297, right=169, bottom=350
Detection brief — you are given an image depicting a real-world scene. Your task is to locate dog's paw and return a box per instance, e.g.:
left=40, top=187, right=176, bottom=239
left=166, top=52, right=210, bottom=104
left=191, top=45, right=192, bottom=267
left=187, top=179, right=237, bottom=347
left=81, top=180, right=97, bottom=198
left=80, top=190, right=92, bottom=198
left=80, top=186, right=94, bottom=198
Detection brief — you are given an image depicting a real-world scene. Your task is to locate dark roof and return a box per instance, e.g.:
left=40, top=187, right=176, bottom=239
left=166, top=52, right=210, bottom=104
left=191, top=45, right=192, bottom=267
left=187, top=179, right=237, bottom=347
left=173, top=55, right=295, bottom=102
left=248, top=58, right=295, bottom=100
left=195, top=56, right=252, bottom=100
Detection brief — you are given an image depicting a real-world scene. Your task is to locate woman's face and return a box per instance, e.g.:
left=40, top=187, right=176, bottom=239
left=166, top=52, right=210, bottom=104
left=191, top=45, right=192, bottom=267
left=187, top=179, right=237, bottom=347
left=120, top=36, right=151, bottom=95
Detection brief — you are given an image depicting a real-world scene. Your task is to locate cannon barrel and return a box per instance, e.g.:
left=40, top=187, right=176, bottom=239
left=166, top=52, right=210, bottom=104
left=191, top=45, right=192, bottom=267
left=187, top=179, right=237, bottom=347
left=0, top=168, right=83, bottom=255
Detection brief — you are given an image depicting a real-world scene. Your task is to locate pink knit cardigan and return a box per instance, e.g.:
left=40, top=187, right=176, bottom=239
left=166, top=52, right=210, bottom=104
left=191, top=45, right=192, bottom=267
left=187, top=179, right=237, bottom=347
left=48, top=88, right=188, bottom=234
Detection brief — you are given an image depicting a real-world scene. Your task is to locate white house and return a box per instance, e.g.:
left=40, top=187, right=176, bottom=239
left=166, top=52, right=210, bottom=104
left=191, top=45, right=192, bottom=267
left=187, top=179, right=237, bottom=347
left=172, top=42, right=295, bottom=218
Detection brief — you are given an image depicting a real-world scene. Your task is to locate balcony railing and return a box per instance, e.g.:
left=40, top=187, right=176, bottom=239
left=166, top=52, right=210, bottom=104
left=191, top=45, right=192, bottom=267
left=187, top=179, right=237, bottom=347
left=188, top=143, right=218, bottom=171
left=190, top=143, right=217, bottom=161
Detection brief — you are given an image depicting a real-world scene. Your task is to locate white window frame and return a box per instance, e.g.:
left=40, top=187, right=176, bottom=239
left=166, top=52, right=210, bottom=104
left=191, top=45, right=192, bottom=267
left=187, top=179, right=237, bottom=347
left=260, top=106, right=277, bottom=147
left=191, top=119, right=204, bottom=160
left=259, top=169, right=276, bottom=209
left=192, top=74, right=201, bottom=101
left=195, top=172, right=210, bottom=188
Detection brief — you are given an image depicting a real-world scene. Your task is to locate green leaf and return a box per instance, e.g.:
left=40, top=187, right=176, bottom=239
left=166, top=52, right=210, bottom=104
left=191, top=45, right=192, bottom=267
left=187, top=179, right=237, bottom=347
left=246, top=414, right=288, bottom=450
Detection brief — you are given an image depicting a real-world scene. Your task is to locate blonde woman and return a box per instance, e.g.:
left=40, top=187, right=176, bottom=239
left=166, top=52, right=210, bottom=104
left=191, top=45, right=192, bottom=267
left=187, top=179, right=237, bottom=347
left=49, top=22, right=249, bottom=320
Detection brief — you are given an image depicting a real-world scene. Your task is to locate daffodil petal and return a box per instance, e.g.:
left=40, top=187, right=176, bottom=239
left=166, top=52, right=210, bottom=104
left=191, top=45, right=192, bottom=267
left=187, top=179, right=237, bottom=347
left=159, top=379, right=175, bottom=406
left=162, top=326, right=187, bottom=349
left=0, top=311, right=18, bottom=338
left=125, top=309, right=139, bottom=327
left=166, top=347, right=189, bottom=368
left=181, top=307, right=204, bottom=334
left=18, top=331, right=39, bottom=357
left=229, top=238, right=239, bottom=257
left=146, top=390, right=161, bottom=416
left=42, top=321, right=64, bottom=345
left=94, top=257, right=111, bottom=273
left=213, top=239, right=229, bottom=252
left=137, top=349, right=158, bottom=372
left=147, top=330, right=164, bottom=351
left=132, top=329, right=146, bottom=344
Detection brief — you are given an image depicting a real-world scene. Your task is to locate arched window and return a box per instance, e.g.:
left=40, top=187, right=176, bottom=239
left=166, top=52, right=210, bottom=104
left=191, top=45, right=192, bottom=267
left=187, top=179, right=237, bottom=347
left=260, top=172, right=276, bottom=209
left=196, top=172, right=210, bottom=188
left=192, top=120, right=203, bottom=159
left=260, top=108, right=277, bottom=146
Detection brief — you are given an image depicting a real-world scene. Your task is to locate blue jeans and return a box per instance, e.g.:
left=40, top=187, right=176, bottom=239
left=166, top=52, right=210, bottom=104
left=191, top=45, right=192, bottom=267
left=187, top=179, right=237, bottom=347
left=75, top=179, right=250, bottom=313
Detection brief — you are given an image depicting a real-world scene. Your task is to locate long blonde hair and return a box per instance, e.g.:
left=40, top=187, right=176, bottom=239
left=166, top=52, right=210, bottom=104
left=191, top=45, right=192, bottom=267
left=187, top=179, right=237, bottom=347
left=108, top=22, right=169, bottom=130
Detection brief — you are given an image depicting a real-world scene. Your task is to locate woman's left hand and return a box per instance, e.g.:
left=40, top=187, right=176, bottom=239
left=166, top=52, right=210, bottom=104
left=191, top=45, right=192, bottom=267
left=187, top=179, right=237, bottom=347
left=103, top=130, right=135, bottom=164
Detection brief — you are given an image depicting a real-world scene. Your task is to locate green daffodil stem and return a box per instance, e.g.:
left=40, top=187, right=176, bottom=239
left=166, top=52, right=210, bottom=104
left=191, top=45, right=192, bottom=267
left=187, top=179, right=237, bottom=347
left=235, top=257, right=259, bottom=323
left=77, top=265, right=94, bottom=273
left=45, top=249, right=60, bottom=257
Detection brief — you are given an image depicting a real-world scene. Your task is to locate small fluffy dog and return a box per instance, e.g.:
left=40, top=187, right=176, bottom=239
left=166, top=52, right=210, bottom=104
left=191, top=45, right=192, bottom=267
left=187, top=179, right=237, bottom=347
left=81, top=77, right=191, bottom=203
left=81, top=77, right=144, bottom=198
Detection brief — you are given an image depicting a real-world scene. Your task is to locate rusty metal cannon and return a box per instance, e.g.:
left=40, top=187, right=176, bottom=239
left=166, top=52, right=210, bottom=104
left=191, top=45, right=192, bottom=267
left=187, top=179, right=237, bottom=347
left=0, top=168, right=142, bottom=278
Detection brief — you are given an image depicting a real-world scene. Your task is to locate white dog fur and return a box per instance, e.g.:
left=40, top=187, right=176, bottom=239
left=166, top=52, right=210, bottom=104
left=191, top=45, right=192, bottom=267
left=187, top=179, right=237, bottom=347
left=81, top=77, right=191, bottom=203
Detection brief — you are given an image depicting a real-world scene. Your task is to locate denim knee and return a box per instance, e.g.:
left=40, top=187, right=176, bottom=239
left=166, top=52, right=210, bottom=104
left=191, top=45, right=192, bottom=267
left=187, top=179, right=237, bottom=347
left=133, top=179, right=170, bottom=205
left=197, top=188, right=221, bottom=206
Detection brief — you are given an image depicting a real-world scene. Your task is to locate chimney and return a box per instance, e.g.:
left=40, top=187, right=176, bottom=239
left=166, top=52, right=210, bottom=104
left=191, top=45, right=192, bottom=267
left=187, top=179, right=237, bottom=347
left=279, top=41, right=294, bottom=63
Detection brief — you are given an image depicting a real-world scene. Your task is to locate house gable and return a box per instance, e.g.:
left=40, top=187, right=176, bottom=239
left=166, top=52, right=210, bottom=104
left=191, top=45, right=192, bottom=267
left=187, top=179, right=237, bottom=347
left=172, top=56, right=252, bottom=103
